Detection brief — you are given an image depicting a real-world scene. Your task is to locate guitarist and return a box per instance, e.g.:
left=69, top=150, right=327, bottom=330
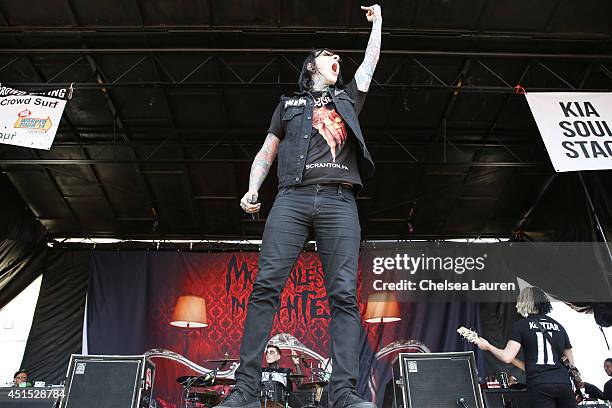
left=475, top=286, right=578, bottom=408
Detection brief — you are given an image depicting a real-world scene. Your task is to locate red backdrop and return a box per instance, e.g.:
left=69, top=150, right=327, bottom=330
left=143, top=252, right=362, bottom=407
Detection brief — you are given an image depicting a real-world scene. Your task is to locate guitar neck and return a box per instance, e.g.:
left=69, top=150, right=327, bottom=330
left=509, top=358, right=525, bottom=372
left=457, top=327, right=525, bottom=372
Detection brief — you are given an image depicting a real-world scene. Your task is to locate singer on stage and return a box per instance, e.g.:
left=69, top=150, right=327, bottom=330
left=214, top=5, right=381, bottom=408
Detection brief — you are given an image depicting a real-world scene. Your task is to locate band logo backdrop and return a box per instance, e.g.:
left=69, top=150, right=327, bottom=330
left=86, top=251, right=482, bottom=408
left=0, top=84, right=71, bottom=150
left=525, top=92, right=612, bottom=172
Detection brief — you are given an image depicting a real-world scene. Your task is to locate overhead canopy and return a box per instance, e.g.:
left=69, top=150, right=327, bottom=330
left=0, top=0, right=611, bottom=240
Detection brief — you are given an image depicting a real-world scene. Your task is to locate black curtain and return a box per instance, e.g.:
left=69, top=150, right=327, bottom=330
left=0, top=172, right=47, bottom=309
left=20, top=249, right=90, bottom=384
left=522, top=171, right=612, bottom=243
left=479, top=302, right=525, bottom=382
left=0, top=240, right=48, bottom=309
left=522, top=171, right=612, bottom=317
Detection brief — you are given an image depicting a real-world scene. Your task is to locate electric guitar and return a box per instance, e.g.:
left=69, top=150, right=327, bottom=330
left=456, top=326, right=584, bottom=403
left=456, top=327, right=525, bottom=372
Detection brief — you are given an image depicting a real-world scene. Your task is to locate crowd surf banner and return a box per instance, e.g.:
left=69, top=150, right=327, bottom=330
left=525, top=92, right=612, bottom=172
left=0, top=84, right=72, bottom=150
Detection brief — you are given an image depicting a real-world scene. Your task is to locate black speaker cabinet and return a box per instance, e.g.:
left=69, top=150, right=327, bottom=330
left=60, top=355, right=155, bottom=408
left=392, top=352, right=484, bottom=408
left=482, top=389, right=532, bottom=408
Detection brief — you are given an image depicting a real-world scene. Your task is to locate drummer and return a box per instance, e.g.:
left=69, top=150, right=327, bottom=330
left=262, top=345, right=302, bottom=389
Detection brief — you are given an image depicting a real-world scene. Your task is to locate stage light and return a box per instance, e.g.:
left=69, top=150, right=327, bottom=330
left=364, top=291, right=401, bottom=323
left=170, top=295, right=208, bottom=358
left=170, top=295, right=208, bottom=328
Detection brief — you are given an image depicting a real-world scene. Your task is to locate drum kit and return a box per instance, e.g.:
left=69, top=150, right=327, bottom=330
left=177, top=355, right=330, bottom=408
left=177, top=357, right=239, bottom=408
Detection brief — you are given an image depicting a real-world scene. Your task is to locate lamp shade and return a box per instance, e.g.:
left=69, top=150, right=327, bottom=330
left=170, top=295, right=208, bottom=328
left=364, top=292, right=401, bottom=323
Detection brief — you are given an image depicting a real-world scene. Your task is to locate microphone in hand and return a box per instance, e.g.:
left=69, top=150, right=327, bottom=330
left=248, top=194, right=260, bottom=221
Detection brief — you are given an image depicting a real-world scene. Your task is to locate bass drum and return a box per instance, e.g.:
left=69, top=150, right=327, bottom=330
left=260, top=380, right=288, bottom=408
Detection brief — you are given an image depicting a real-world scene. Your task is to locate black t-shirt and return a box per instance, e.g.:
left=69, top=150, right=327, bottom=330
left=267, top=79, right=365, bottom=188
left=585, top=378, right=612, bottom=401
left=510, top=314, right=572, bottom=387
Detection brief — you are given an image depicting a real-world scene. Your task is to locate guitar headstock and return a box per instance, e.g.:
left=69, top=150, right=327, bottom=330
left=457, top=326, right=480, bottom=343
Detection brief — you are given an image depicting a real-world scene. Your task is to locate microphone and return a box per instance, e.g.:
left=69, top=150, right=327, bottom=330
left=248, top=194, right=260, bottom=221
left=456, top=397, right=469, bottom=408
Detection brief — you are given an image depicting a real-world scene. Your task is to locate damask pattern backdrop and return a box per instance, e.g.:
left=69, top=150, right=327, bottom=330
left=87, top=251, right=482, bottom=407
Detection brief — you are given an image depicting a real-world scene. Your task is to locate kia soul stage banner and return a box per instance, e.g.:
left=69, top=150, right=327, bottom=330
left=0, top=84, right=71, bottom=150
left=525, top=92, right=612, bottom=172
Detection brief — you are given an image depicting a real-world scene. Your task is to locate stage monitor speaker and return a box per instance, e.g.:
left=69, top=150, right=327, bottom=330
left=482, top=389, right=532, bottom=408
left=60, top=354, right=155, bottom=408
left=392, top=352, right=484, bottom=408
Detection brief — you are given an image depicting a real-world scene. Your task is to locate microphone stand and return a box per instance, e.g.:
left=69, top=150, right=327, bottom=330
left=181, top=360, right=227, bottom=408
left=210, top=360, right=228, bottom=385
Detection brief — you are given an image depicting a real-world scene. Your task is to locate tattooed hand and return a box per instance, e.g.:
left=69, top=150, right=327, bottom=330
left=240, top=191, right=261, bottom=214
left=355, top=5, right=381, bottom=92
left=361, top=4, right=381, bottom=23
left=240, top=133, right=280, bottom=214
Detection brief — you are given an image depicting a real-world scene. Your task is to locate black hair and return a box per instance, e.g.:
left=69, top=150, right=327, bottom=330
left=298, top=48, right=344, bottom=92
left=605, top=358, right=612, bottom=365
left=516, top=286, right=553, bottom=316
left=266, top=344, right=282, bottom=355
left=13, top=370, right=27, bottom=379
left=531, top=286, right=553, bottom=315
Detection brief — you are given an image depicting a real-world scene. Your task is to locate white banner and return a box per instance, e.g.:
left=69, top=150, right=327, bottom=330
left=525, top=92, right=612, bottom=172
left=0, top=84, right=71, bottom=150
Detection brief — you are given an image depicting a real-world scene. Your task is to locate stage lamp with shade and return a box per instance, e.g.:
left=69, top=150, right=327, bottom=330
left=364, top=292, right=401, bottom=351
left=364, top=291, right=401, bottom=323
left=170, top=295, right=208, bottom=358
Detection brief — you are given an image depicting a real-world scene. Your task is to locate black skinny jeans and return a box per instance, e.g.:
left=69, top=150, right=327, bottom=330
left=528, top=383, right=578, bottom=408
left=234, top=184, right=362, bottom=406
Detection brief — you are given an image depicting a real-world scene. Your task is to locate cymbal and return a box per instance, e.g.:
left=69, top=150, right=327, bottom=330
left=176, top=375, right=236, bottom=386
left=177, top=376, right=211, bottom=387
left=298, top=381, right=328, bottom=389
left=285, top=353, right=318, bottom=360
left=283, top=354, right=319, bottom=361
left=205, top=357, right=240, bottom=363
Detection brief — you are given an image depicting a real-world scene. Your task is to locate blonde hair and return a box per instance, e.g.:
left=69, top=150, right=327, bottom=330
left=515, top=286, right=552, bottom=317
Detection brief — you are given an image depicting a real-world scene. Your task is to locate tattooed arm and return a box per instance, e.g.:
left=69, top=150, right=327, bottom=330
left=354, top=4, right=382, bottom=92
left=240, top=133, right=280, bottom=213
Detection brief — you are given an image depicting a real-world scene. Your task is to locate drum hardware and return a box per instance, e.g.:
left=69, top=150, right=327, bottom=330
left=177, top=375, right=237, bottom=387
left=260, top=370, right=289, bottom=408
left=297, top=381, right=328, bottom=390
left=205, top=357, right=241, bottom=363
left=292, top=358, right=330, bottom=408
left=178, top=356, right=238, bottom=407
left=185, top=390, right=222, bottom=406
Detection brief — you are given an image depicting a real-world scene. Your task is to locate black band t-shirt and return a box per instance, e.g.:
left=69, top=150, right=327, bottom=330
left=267, top=79, right=364, bottom=188
left=510, top=314, right=572, bottom=387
